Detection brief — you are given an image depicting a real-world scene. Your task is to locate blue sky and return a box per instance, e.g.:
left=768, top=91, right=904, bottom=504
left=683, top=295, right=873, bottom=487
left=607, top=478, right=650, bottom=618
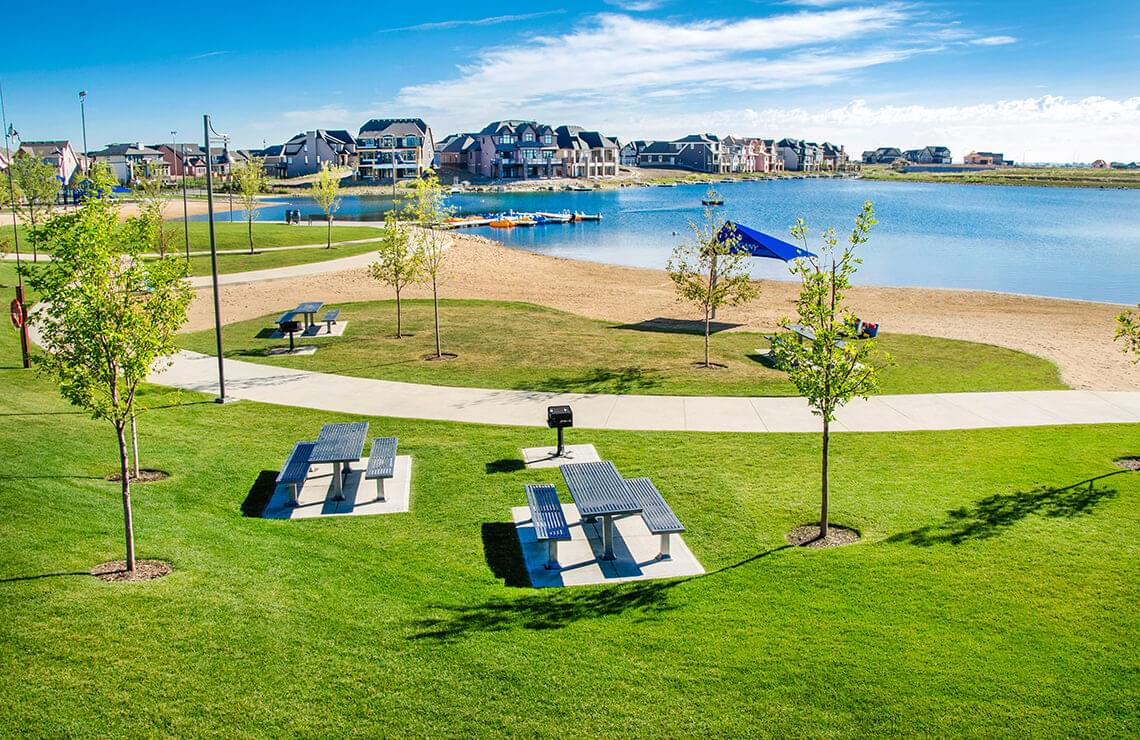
left=4, top=0, right=1139, bottom=161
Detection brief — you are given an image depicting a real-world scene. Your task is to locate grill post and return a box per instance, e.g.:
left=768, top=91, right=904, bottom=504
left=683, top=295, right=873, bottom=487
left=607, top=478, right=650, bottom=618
left=546, top=405, right=573, bottom=458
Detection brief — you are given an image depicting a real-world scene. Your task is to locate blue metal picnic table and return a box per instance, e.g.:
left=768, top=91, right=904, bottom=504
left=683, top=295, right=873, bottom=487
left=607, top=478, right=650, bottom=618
left=294, top=301, right=324, bottom=330
left=560, top=461, right=642, bottom=560
left=310, top=422, right=368, bottom=500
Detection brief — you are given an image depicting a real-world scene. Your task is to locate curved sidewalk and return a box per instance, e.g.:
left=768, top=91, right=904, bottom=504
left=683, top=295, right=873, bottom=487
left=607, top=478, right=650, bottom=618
left=153, top=351, right=1140, bottom=432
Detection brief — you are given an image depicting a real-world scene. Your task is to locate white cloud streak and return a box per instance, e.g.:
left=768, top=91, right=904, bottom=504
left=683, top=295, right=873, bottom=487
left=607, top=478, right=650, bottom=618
left=970, top=35, right=1018, bottom=46
left=379, top=10, right=566, bottom=33
left=604, top=0, right=665, bottom=10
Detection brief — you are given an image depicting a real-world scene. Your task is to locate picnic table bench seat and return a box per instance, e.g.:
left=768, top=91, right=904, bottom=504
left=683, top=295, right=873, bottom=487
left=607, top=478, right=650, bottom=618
left=625, top=477, right=685, bottom=560
left=276, top=441, right=315, bottom=507
left=525, top=483, right=571, bottom=569
left=321, top=308, right=340, bottom=333
left=276, top=311, right=297, bottom=326
left=364, top=437, right=398, bottom=500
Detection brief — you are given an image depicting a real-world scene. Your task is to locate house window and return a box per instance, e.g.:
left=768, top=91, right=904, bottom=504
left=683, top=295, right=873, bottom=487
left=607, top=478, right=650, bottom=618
left=524, top=132, right=534, bottom=141
left=543, top=135, right=552, bottom=144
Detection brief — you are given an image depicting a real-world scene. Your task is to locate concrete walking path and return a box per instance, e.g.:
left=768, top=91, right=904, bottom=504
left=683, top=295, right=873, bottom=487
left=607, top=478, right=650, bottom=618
left=152, top=350, right=1140, bottom=432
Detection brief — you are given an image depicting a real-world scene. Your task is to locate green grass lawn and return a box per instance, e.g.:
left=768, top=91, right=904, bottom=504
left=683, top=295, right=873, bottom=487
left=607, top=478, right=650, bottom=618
left=861, top=165, right=1140, bottom=189
left=180, top=299, right=1066, bottom=396
left=0, top=325, right=1137, bottom=735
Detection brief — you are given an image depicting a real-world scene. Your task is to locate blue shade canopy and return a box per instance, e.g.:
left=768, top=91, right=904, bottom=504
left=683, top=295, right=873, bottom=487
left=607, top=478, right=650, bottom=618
left=717, top=222, right=816, bottom=261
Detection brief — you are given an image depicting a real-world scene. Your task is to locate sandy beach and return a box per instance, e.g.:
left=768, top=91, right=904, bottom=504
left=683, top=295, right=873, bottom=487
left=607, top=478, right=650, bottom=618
left=185, top=232, right=1138, bottom=391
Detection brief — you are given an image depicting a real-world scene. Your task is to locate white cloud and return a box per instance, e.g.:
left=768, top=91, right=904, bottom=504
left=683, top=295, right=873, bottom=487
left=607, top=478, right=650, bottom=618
left=395, top=6, right=919, bottom=118
left=604, top=0, right=665, bottom=10
left=188, top=50, right=231, bottom=60
left=611, top=96, right=1140, bottom=162
left=970, top=35, right=1018, bottom=46
left=379, top=11, right=565, bottom=33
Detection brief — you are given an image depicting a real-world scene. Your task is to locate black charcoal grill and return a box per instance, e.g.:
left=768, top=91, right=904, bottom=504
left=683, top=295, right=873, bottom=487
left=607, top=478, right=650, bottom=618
left=547, top=405, right=573, bottom=456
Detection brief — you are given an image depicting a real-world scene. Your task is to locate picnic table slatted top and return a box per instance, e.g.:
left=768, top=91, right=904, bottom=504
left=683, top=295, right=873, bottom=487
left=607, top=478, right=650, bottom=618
left=560, top=461, right=642, bottom=518
left=625, top=477, right=685, bottom=534
left=295, top=301, right=324, bottom=314
left=365, top=437, right=398, bottom=478
left=310, top=422, right=369, bottom=464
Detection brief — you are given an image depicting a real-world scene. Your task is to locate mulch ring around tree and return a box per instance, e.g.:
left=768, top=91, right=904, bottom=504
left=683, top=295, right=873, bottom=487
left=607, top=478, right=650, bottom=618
left=786, top=524, right=861, bottom=548
left=105, top=469, right=170, bottom=483
left=1115, top=457, right=1140, bottom=471
left=91, top=560, right=173, bottom=583
left=423, top=353, right=459, bottom=362
left=691, top=362, right=729, bottom=370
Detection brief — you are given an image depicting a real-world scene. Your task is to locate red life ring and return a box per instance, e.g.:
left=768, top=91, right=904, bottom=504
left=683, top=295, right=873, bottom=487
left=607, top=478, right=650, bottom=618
left=9, top=298, right=24, bottom=329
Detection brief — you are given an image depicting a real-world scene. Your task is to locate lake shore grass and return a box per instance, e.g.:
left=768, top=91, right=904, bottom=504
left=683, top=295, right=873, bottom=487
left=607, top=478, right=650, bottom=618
left=178, top=298, right=1066, bottom=396
left=860, top=164, right=1140, bottom=189
left=0, top=321, right=1137, bottom=736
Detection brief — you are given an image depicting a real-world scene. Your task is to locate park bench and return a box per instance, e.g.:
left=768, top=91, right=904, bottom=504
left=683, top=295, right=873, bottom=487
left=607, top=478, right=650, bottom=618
left=321, top=308, right=340, bottom=334
left=277, top=441, right=316, bottom=507
left=624, top=477, right=685, bottom=560
left=364, top=437, right=398, bottom=501
left=525, top=483, right=571, bottom=570
left=306, top=214, right=332, bottom=226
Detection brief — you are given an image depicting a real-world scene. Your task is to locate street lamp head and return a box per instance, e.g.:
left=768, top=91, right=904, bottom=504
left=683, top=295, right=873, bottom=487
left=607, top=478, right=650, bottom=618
left=79, top=90, right=86, bottom=100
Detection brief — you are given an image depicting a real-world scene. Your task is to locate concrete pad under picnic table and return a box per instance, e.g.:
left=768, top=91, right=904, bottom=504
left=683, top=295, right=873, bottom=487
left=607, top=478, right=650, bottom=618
left=262, top=457, right=413, bottom=519
left=269, top=320, right=349, bottom=340
left=521, top=444, right=600, bottom=469
left=512, top=504, right=704, bottom=588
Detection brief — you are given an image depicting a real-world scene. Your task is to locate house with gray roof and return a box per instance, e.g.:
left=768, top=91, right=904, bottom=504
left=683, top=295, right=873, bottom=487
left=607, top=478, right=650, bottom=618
left=88, top=143, right=169, bottom=184
left=457, top=120, right=618, bottom=179
left=862, top=147, right=904, bottom=165
left=355, top=118, right=434, bottom=182
left=275, top=129, right=356, bottom=178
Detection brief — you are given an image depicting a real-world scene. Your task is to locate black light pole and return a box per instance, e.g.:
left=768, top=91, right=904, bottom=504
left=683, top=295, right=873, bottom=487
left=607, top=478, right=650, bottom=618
left=1, top=82, right=30, bottom=368
left=203, top=114, right=230, bottom=403
left=78, top=91, right=88, bottom=174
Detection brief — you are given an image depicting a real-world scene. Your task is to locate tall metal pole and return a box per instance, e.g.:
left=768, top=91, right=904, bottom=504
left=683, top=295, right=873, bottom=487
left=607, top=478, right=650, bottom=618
left=78, top=91, right=88, bottom=174
left=180, top=142, right=190, bottom=260
left=203, top=114, right=227, bottom=403
left=1, top=81, right=30, bottom=369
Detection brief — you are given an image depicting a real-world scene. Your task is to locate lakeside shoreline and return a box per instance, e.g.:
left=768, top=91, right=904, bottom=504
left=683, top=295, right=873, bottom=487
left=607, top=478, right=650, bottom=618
left=184, top=230, right=1139, bottom=391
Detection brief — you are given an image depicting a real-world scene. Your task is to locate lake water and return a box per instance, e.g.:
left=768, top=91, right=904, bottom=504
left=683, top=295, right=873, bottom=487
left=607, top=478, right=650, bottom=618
left=214, top=179, right=1140, bottom=304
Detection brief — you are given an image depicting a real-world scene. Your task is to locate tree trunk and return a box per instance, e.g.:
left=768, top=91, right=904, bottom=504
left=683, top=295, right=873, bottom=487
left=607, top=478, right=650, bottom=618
left=248, top=216, right=254, bottom=255
left=30, top=211, right=38, bottom=263
left=395, top=286, right=402, bottom=338
left=130, top=413, right=140, bottom=479
left=703, top=305, right=711, bottom=367
left=326, top=217, right=332, bottom=249
left=820, top=417, right=830, bottom=539
left=432, top=277, right=442, bottom=358
left=116, top=421, right=136, bottom=571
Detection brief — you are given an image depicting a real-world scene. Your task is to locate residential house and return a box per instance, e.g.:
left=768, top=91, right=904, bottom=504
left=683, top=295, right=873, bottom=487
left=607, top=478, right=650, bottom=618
left=13, top=141, right=81, bottom=183
left=257, top=144, right=288, bottom=178
left=277, top=130, right=355, bottom=178
left=964, top=151, right=1010, bottom=166
left=903, top=146, right=952, bottom=164
left=721, top=136, right=755, bottom=173
left=762, top=139, right=784, bottom=173
left=1091, top=159, right=1109, bottom=169
left=559, top=126, right=619, bottom=177
left=861, top=147, right=903, bottom=165
left=620, top=140, right=647, bottom=166
left=820, top=142, right=850, bottom=171
left=88, top=143, right=169, bottom=183
left=675, top=134, right=730, bottom=173
left=637, top=140, right=680, bottom=168
left=777, top=138, right=823, bottom=172
left=355, top=118, right=433, bottom=182
left=436, top=134, right=479, bottom=169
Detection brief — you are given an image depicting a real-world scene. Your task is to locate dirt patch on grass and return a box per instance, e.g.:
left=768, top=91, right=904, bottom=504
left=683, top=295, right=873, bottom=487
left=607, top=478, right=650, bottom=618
left=691, top=362, right=729, bottom=370
left=105, top=469, right=170, bottom=483
left=1114, top=457, right=1140, bottom=471
left=786, top=524, right=860, bottom=548
left=91, top=560, right=173, bottom=582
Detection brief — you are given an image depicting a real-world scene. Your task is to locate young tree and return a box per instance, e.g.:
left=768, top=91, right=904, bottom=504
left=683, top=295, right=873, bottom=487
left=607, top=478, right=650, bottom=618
left=28, top=164, right=193, bottom=572
left=310, top=162, right=342, bottom=248
left=232, top=156, right=267, bottom=254
left=131, top=162, right=174, bottom=257
left=1116, top=304, right=1140, bottom=362
left=666, top=194, right=758, bottom=367
left=403, top=169, right=453, bottom=359
left=6, top=153, right=61, bottom=262
left=369, top=212, right=421, bottom=338
left=771, top=201, right=880, bottom=541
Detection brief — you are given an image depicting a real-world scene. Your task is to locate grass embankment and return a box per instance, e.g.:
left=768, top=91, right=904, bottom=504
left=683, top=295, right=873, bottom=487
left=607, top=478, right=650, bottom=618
left=861, top=165, right=1140, bottom=189
left=1, top=324, right=1137, bottom=735
left=180, top=299, right=1066, bottom=396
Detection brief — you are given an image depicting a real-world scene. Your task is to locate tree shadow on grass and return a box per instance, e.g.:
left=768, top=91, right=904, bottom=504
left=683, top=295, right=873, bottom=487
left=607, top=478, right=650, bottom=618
left=411, top=544, right=792, bottom=641
left=611, top=317, right=742, bottom=335
left=887, top=471, right=1124, bottom=547
left=485, top=459, right=525, bottom=475
left=0, top=571, right=89, bottom=584
left=526, top=367, right=663, bottom=395
left=241, top=470, right=279, bottom=517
